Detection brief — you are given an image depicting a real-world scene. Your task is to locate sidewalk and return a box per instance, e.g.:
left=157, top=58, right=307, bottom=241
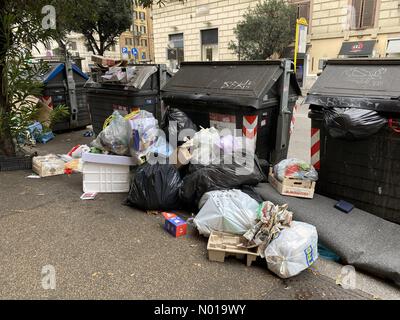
left=0, top=128, right=398, bottom=299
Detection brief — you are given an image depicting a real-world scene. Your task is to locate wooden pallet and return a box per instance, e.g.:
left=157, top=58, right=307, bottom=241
left=207, top=231, right=259, bottom=267
left=268, top=168, right=316, bottom=199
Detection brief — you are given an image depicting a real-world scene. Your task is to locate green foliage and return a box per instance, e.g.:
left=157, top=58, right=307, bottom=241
left=229, top=0, right=297, bottom=60
left=6, top=50, right=47, bottom=139
left=64, top=0, right=133, bottom=55
left=49, top=104, right=70, bottom=129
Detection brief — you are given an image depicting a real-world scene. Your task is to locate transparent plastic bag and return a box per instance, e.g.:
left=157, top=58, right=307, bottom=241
left=194, top=190, right=259, bottom=237
left=265, top=221, right=318, bottom=279
left=128, top=110, right=159, bottom=158
left=91, top=111, right=131, bottom=156
left=274, top=158, right=318, bottom=182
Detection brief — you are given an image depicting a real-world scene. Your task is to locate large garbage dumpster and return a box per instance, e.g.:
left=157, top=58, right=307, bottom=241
left=161, top=60, right=301, bottom=164
left=306, top=59, right=400, bottom=224
left=39, top=61, right=90, bottom=131
left=86, top=64, right=170, bottom=135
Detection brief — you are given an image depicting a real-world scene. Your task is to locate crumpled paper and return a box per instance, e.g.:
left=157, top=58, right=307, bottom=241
left=242, top=201, right=293, bottom=257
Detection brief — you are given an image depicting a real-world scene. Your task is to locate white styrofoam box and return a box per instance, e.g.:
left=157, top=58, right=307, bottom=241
left=82, top=152, right=136, bottom=166
left=83, top=162, right=130, bottom=193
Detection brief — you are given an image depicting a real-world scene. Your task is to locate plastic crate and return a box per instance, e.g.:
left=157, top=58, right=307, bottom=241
left=82, top=162, right=131, bottom=193
left=0, top=153, right=36, bottom=172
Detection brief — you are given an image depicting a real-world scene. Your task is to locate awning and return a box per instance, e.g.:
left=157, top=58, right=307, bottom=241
left=387, top=39, right=400, bottom=54
left=339, top=40, right=376, bottom=57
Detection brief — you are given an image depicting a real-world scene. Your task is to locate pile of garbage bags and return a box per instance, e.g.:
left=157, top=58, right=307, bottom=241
left=85, top=107, right=318, bottom=279
left=193, top=189, right=319, bottom=278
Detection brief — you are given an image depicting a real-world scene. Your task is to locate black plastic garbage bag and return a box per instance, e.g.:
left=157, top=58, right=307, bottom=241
left=161, top=107, right=198, bottom=141
left=127, top=163, right=183, bottom=210
left=180, top=161, right=265, bottom=207
left=324, top=108, right=387, bottom=140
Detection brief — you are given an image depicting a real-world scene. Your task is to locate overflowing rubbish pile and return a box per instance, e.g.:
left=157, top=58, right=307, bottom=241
left=26, top=106, right=320, bottom=279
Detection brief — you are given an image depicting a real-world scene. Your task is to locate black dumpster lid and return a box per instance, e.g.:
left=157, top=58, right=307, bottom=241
left=161, top=60, right=301, bottom=109
left=306, top=59, right=400, bottom=113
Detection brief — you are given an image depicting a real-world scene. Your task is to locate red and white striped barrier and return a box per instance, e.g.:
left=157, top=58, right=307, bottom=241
left=311, top=127, right=321, bottom=170
left=290, top=103, right=299, bottom=135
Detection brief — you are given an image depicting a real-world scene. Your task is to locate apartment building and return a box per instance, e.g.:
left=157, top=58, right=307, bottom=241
left=152, top=0, right=261, bottom=69
left=119, top=6, right=155, bottom=63
left=153, top=0, right=400, bottom=88
left=32, top=32, right=121, bottom=72
left=302, top=0, right=400, bottom=87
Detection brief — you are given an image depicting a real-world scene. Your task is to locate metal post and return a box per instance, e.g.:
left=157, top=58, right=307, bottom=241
left=65, top=53, right=79, bottom=128
left=272, top=59, right=294, bottom=164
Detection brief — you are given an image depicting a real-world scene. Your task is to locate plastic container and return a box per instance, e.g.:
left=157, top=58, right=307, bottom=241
left=39, top=62, right=90, bottom=131
left=82, top=162, right=130, bottom=193
left=0, top=154, right=35, bottom=172
left=306, top=58, right=400, bottom=224
left=161, top=60, right=301, bottom=164
left=86, top=64, right=171, bottom=135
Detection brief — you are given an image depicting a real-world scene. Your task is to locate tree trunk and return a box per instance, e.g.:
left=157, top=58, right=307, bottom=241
left=0, top=64, right=16, bottom=157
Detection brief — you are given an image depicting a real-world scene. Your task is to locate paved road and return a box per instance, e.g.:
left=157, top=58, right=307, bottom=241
left=0, top=124, right=399, bottom=299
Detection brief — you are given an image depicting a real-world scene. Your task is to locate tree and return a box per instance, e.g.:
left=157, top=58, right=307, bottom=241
left=229, top=0, right=296, bottom=60
left=0, top=0, right=162, bottom=156
left=66, top=0, right=133, bottom=56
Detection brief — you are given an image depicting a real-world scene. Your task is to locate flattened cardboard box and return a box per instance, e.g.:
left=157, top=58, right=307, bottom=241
left=32, top=155, right=65, bottom=177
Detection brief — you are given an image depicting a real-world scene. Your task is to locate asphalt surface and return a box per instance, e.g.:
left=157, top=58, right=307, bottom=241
left=0, top=112, right=399, bottom=299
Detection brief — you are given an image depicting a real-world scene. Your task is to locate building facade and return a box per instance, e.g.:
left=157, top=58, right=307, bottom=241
left=153, top=0, right=400, bottom=87
left=32, top=6, right=155, bottom=72
left=119, top=6, right=155, bottom=63
left=152, top=0, right=261, bottom=70
left=32, top=32, right=121, bottom=72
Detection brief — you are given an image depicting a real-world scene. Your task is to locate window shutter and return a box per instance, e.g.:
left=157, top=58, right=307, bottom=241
left=352, top=0, right=363, bottom=28
left=361, top=0, right=375, bottom=28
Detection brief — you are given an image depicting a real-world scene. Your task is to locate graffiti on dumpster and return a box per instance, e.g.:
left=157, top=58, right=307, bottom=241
left=221, top=80, right=253, bottom=90
left=316, top=96, right=379, bottom=110
left=343, top=67, right=387, bottom=88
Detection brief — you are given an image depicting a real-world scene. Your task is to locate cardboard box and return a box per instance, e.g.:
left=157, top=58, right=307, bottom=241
left=207, top=231, right=259, bottom=267
left=268, top=168, right=316, bottom=199
left=32, top=154, right=65, bottom=177
left=164, top=215, right=187, bottom=238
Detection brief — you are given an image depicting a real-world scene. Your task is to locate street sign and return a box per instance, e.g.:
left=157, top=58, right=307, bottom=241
left=298, top=24, right=308, bottom=54
left=142, top=52, right=146, bottom=60
left=132, top=48, right=138, bottom=57
left=294, top=17, right=308, bottom=73
left=122, top=47, right=128, bottom=54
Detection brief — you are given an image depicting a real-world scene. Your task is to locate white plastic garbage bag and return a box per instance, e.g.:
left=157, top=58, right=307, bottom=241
left=264, top=221, right=318, bottom=279
left=194, top=189, right=259, bottom=237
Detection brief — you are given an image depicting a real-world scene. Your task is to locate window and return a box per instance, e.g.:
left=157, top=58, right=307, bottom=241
left=352, top=0, right=376, bottom=29
left=295, top=1, right=310, bottom=22
left=139, top=12, right=146, bottom=20
left=68, top=41, right=77, bottom=51
left=125, top=38, right=133, bottom=46
left=141, top=39, right=148, bottom=47
left=168, top=33, right=184, bottom=64
left=201, top=28, right=218, bottom=62
left=135, top=25, right=139, bottom=35
left=140, top=26, right=147, bottom=34
left=134, top=11, right=138, bottom=20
